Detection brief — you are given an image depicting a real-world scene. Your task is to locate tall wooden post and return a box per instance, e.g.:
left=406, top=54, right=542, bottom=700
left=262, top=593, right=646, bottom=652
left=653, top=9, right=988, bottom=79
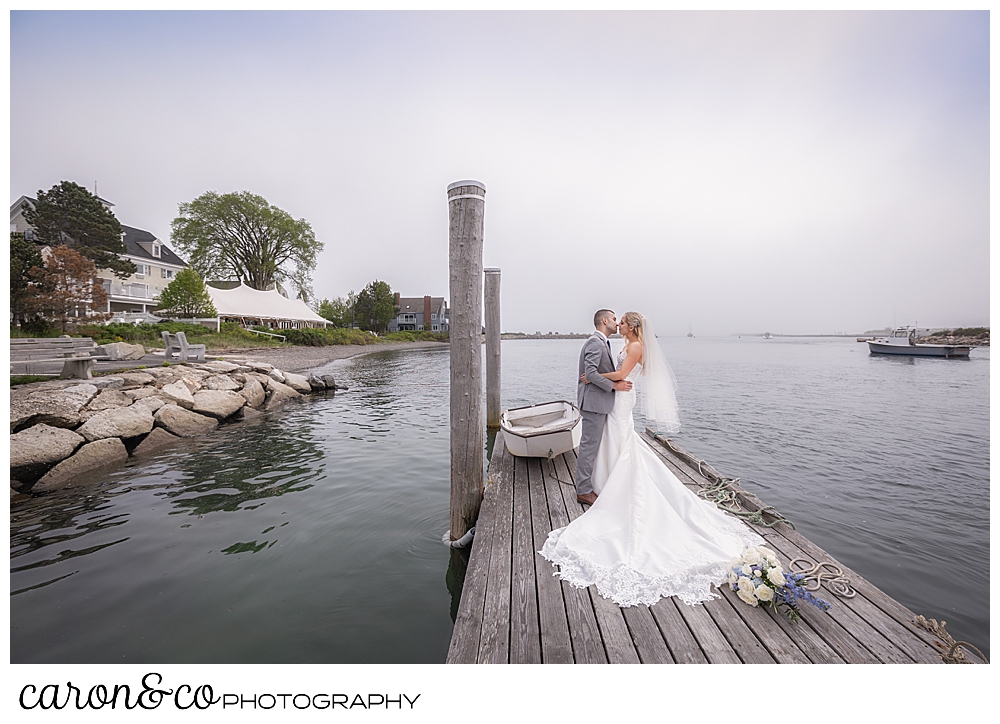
left=484, top=267, right=501, bottom=429
left=448, top=180, right=486, bottom=540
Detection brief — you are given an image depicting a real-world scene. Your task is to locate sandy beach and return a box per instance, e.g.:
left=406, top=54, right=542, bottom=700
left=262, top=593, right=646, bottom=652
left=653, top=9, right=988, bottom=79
left=216, top=340, right=448, bottom=373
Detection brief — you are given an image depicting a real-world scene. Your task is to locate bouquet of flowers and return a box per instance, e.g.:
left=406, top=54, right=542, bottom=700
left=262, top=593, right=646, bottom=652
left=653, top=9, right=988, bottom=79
left=729, top=546, right=831, bottom=621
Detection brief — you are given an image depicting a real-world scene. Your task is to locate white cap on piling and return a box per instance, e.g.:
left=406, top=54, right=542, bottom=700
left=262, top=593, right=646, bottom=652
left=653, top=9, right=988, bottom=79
left=447, top=180, right=486, bottom=193
left=484, top=267, right=501, bottom=274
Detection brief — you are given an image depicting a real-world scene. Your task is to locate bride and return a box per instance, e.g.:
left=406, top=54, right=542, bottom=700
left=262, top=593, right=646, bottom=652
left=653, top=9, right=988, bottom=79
left=539, top=311, right=762, bottom=607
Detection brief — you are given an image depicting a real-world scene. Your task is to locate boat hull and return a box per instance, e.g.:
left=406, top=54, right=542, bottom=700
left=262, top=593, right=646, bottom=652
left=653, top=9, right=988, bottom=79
left=500, top=400, right=583, bottom=458
left=867, top=341, right=970, bottom=357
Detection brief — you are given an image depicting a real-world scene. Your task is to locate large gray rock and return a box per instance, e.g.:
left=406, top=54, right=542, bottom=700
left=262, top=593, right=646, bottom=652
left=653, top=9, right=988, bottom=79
left=154, top=405, right=219, bottom=437
left=192, top=390, right=246, bottom=420
left=203, top=361, right=241, bottom=373
left=264, top=379, right=301, bottom=409
left=307, top=373, right=326, bottom=391
left=240, top=378, right=266, bottom=408
left=283, top=372, right=312, bottom=394
left=159, top=380, right=195, bottom=409
left=76, top=405, right=155, bottom=442
left=91, top=376, right=125, bottom=390
left=319, top=374, right=338, bottom=390
left=10, top=383, right=98, bottom=432
left=83, top=389, right=132, bottom=413
left=32, top=438, right=128, bottom=492
left=124, top=387, right=161, bottom=401
left=132, top=396, right=166, bottom=413
left=97, top=342, right=147, bottom=361
left=11, top=424, right=86, bottom=479
left=247, top=361, right=274, bottom=373
left=131, top=427, right=181, bottom=457
left=236, top=406, right=265, bottom=422
left=204, top=374, right=242, bottom=392
left=117, top=372, right=156, bottom=388
left=268, top=368, right=286, bottom=384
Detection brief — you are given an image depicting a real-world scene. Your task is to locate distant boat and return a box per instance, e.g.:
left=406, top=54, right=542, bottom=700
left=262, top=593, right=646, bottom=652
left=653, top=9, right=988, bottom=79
left=687, top=321, right=694, bottom=338
left=867, top=326, right=970, bottom=358
left=763, top=332, right=773, bottom=339
left=500, top=401, right=583, bottom=458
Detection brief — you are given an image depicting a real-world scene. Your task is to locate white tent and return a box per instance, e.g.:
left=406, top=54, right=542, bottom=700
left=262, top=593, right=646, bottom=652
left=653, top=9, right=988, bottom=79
left=206, top=283, right=328, bottom=327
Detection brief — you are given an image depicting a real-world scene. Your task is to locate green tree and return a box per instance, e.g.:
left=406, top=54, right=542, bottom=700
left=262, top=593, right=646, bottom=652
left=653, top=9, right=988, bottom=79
left=170, top=191, right=322, bottom=301
left=11, top=232, right=43, bottom=326
left=317, top=292, right=358, bottom=328
left=155, top=268, right=218, bottom=318
left=354, top=280, right=397, bottom=334
left=22, top=181, right=135, bottom=280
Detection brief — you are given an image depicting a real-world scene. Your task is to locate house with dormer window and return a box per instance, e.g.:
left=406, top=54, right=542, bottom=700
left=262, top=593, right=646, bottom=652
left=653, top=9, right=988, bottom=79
left=387, top=293, right=449, bottom=332
left=11, top=195, right=188, bottom=322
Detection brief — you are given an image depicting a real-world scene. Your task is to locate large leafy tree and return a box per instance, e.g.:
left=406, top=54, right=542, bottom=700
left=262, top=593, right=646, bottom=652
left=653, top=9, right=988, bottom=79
left=155, top=268, right=218, bottom=318
left=22, top=181, right=135, bottom=280
left=354, top=280, right=397, bottom=334
left=29, top=246, right=110, bottom=332
left=171, top=191, right=322, bottom=302
left=11, top=232, right=43, bottom=326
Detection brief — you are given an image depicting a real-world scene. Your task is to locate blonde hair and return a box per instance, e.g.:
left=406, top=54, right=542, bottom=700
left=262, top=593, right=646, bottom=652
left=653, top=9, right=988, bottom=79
left=621, top=311, right=644, bottom=343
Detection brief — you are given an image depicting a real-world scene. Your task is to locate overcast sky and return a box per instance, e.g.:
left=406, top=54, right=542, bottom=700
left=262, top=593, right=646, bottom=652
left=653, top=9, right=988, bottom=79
left=10, top=10, right=989, bottom=335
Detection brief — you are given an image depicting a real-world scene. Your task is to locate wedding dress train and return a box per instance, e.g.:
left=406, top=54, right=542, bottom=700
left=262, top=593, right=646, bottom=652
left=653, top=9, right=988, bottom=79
left=540, top=351, right=763, bottom=607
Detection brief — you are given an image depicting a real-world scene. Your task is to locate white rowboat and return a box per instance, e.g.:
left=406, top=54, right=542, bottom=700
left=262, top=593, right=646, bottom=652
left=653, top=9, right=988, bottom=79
left=500, top=400, right=583, bottom=458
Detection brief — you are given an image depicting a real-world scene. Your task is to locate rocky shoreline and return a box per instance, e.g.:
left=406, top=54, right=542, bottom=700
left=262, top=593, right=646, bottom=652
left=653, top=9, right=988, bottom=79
left=10, top=357, right=340, bottom=502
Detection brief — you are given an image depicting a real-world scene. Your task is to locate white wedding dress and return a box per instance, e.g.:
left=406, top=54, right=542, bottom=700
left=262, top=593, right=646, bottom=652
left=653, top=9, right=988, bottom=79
left=540, top=348, right=763, bottom=607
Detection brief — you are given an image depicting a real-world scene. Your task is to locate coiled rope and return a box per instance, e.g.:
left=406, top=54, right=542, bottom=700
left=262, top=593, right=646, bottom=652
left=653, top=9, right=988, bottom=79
left=652, top=433, right=795, bottom=529
left=912, top=615, right=989, bottom=664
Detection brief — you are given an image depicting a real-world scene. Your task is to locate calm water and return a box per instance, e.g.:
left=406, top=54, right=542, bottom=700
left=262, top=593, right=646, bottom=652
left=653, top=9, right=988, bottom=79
left=10, top=337, right=990, bottom=662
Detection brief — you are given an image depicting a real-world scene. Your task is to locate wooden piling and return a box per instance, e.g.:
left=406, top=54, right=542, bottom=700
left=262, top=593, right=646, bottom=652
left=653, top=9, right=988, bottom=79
left=484, top=267, right=501, bottom=429
left=448, top=180, right=486, bottom=540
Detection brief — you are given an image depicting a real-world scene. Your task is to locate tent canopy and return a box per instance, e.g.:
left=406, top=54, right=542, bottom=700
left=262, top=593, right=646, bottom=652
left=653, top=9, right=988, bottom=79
left=206, top=283, right=328, bottom=325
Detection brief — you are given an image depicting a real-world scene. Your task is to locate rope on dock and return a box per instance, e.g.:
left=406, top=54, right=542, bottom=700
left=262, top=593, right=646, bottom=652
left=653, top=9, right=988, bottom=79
left=912, top=615, right=989, bottom=664
left=652, top=433, right=795, bottom=529
left=788, top=557, right=856, bottom=598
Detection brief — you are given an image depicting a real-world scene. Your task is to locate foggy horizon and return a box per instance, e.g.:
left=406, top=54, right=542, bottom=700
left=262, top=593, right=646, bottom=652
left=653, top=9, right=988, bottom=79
left=10, top=11, right=989, bottom=336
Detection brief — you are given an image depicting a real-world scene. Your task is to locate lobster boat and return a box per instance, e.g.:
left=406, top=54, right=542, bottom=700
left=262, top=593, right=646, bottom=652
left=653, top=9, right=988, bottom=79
left=500, top=400, right=583, bottom=458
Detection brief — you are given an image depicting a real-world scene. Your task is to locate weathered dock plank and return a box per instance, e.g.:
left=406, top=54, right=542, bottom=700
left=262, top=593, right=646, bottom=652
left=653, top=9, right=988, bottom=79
left=447, top=429, right=953, bottom=664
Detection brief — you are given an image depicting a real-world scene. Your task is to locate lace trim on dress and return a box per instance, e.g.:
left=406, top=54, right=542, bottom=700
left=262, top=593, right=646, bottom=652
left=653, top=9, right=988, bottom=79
left=539, top=524, right=764, bottom=607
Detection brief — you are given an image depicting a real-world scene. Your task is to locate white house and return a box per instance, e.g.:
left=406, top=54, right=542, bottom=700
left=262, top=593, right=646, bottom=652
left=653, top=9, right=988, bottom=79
left=11, top=195, right=188, bottom=322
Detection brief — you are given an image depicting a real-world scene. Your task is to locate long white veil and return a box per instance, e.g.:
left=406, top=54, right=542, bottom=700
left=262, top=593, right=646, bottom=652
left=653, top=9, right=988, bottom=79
left=636, top=315, right=681, bottom=433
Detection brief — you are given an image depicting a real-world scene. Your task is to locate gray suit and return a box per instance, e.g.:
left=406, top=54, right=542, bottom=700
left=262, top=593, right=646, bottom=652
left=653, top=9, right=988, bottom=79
left=575, top=332, right=616, bottom=495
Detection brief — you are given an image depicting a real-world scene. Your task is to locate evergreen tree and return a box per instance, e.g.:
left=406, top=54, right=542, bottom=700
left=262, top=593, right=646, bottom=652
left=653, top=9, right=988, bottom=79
left=23, top=181, right=136, bottom=280
left=11, top=232, right=43, bottom=326
left=155, top=268, right=218, bottom=318
left=354, top=280, right=397, bottom=334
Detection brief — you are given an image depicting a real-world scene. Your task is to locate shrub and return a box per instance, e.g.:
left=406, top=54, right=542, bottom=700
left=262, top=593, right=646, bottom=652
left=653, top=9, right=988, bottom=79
left=281, top=327, right=382, bottom=347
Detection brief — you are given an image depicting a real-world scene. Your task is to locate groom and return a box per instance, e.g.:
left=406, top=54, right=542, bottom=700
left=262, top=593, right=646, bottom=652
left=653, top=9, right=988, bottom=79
left=575, top=309, right=632, bottom=505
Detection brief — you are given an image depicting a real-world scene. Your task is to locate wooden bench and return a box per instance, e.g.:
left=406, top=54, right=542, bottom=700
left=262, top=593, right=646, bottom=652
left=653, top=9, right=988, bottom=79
left=162, top=331, right=206, bottom=362
left=10, top=337, right=109, bottom=379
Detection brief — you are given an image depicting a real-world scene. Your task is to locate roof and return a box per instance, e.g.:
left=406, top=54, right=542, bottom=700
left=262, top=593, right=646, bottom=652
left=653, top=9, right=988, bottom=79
left=206, top=283, right=328, bottom=324
left=396, top=297, right=446, bottom=313
left=121, top=225, right=187, bottom=267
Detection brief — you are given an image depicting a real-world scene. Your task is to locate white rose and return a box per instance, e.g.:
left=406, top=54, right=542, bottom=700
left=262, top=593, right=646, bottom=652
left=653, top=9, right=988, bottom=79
left=737, top=577, right=756, bottom=596
left=742, top=564, right=754, bottom=576
left=729, top=571, right=738, bottom=585
left=756, top=546, right=776, bottom=559
left=755, top=584, right=774, bottom=602
left=730, top=557, right=743, bottom=570
left=766, top=553, right=779, bottom=566
left=737, top=588, right=759, bottom=607
left=742, top=548, right=761, bottom=565
left=767, top=566, right=786, bottom=587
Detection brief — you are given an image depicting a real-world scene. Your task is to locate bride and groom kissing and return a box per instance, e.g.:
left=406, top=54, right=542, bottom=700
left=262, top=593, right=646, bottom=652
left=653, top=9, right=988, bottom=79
left=538, top=309, right=763, bottom=609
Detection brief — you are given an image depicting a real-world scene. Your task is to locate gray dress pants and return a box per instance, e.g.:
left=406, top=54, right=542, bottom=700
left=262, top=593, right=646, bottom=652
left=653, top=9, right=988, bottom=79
left=575, top=410, right=607, bottom=495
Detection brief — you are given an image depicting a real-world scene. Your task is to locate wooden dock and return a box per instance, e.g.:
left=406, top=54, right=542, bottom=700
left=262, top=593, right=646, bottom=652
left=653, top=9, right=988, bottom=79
left=446, top=431, right=952, bottom=664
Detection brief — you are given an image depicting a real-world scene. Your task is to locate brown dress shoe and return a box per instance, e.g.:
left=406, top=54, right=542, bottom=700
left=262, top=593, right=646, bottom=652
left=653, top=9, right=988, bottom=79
left=577, top=492, right=598, bottom=506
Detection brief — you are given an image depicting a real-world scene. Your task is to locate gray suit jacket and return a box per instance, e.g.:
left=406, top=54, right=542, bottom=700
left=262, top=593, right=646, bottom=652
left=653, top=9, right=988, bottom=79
left=577, top=332, right=616, bottom=414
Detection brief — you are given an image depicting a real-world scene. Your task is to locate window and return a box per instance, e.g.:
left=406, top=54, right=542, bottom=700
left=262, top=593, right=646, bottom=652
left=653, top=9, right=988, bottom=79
left=162, top=268, right=175, bottom=280
left=431, top=313, right=437, bottom=320
left=432, top=325, right=439, bottom=331
left=153, top=244, right=161, bottom=258
left=136, top=264, right=149, bottom=277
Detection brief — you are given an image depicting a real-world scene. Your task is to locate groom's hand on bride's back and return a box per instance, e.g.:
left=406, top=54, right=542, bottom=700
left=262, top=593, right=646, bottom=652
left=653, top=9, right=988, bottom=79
left=613, top=380, right=632, bottom=391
